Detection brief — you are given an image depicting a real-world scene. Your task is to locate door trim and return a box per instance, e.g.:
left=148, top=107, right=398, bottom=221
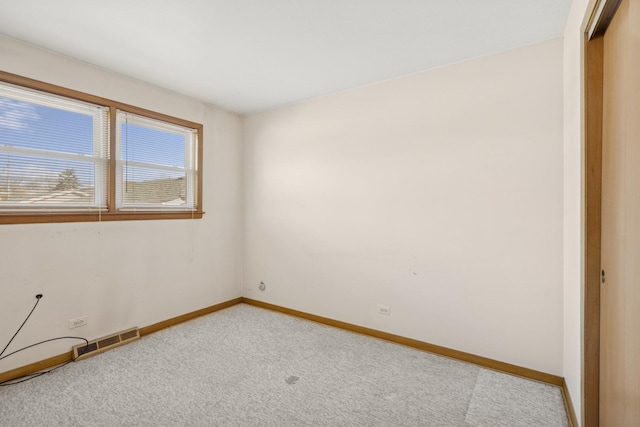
left=583, top=1, right=622, bottom=426
left=584, top=32, right=603, bottom=427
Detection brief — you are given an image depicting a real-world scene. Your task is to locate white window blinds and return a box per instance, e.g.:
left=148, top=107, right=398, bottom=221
left=0, top=82, right=108, bottom=211
left=115, top=110, right=197, bottom=211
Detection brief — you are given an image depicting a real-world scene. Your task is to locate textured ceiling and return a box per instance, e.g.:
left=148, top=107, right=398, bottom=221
left=0, top=0, right=571, bottom=115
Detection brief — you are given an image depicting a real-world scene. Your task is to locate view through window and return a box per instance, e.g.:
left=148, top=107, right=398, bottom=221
left=0, top=73, right=203, bottom=223
left=116, top=111, right=197, bottom=211
left=0, top=83, right=107, bottom=210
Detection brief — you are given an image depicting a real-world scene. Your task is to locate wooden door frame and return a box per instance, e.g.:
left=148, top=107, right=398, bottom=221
left=584, top=1, right=622, bottom=426
left=584, top=32, right=603, bottom=427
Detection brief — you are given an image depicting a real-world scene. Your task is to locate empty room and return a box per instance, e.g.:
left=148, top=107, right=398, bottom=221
left=0, top=1, right=637, bottom=426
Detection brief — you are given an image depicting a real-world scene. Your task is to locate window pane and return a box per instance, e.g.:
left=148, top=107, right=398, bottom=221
left=121, top=122, right=185, bottom=167
left=0, top=83, right=108, bottom=211
left=1, top=99, right=94, bottom=155
left=0, top=154, right=99, bottom=205
left=116, top=110, right=196, bottom=211
left=121, top=166, right=186, bottom=206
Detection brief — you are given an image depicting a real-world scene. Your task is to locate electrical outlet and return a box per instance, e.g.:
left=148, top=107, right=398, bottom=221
left=69, top=316, right=87, bottom=329
left=378, top=305, right=391, bottom=315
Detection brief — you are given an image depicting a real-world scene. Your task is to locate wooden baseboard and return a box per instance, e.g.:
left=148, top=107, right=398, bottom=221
left=0, top=352, right=73, bottom=385
left=0, top=297, right=242, bottom=384
left=241, top=297, right=564, bottom=387
left=562, top=378, right=579, bottom=427
left=139, top=297, right=242, bottom=336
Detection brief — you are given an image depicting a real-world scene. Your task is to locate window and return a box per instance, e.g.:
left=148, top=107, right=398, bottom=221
left=0, top=82, right=108, bottom=211
left=116, top=111, right=197, bottom=211
left=0, top=71, right=203, bottom=224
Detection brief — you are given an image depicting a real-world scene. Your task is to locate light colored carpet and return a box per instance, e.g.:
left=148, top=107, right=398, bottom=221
left=465, top=369, right=569, bottom=427
left=0, top=304, right=569, bottom=426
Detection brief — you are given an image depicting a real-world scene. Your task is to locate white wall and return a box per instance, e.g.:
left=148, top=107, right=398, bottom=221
left=244, top=39, right=564, bottom=375
left=563, top=0, right=597, bottom=424
left=0, top=36, right=243, bottom=372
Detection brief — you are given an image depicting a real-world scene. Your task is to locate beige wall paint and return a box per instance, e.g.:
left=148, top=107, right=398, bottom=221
left=244, top=39, right=564, bottom=375
left=0, top=22, right=575, bottom=407
left=563, top=0, right=596, bottom=424
left=0, top=36, right=243, bottom=372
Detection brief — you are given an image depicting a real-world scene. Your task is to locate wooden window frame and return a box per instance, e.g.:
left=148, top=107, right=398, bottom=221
left=0, top=70, right=203, bottom=224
